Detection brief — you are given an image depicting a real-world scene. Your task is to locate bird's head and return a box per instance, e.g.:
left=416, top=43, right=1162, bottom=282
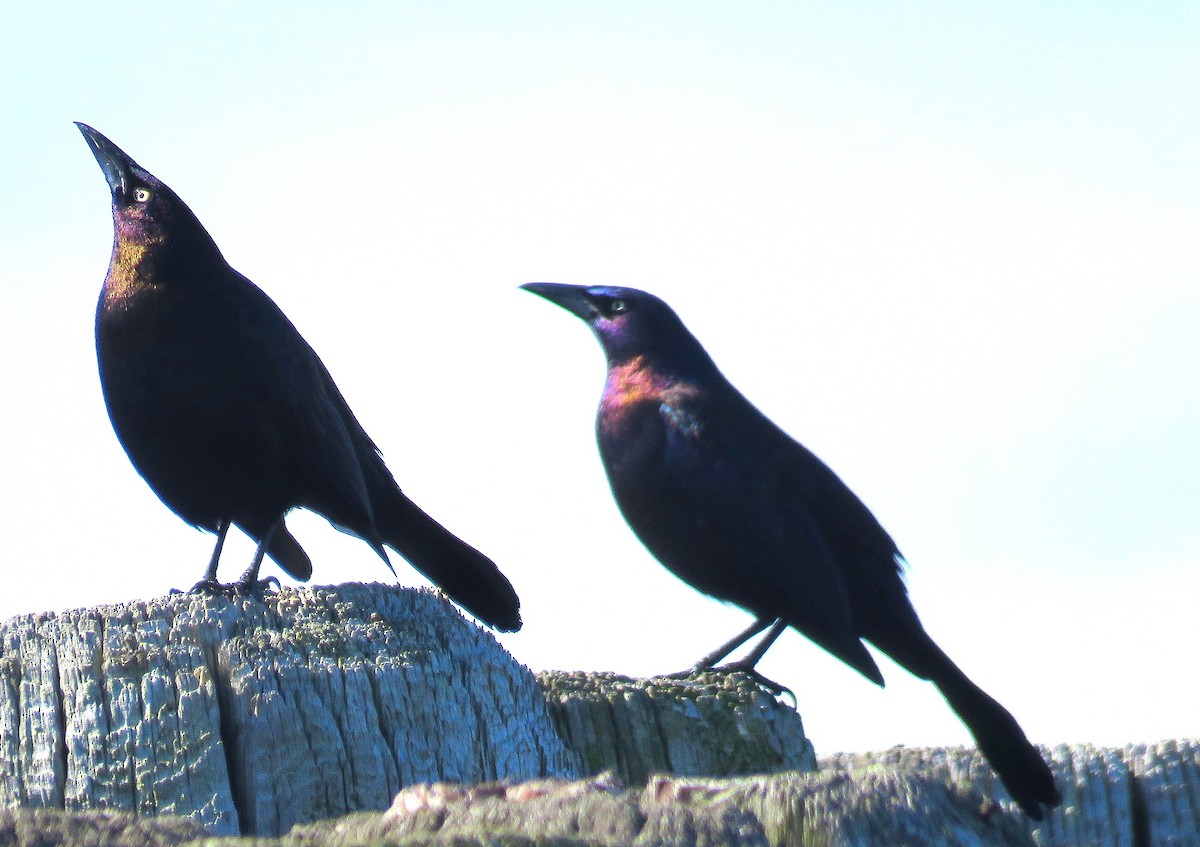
left=521, top=283, right=705, bottom=370
left=76, top=123, right=219, bottom=268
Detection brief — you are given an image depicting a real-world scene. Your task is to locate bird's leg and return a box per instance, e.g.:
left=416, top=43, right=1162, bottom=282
left=182, top=519, right=232, bottom=595
left=657, top=617, right=775, bottom=680
left=717, top=618, right=787, bottom=672
left=713, top=619, right=794, bottom=700
left=204, top=520, right=229, bottom=582
left=692, top=617, right=777, bottom=671
left=234, top=518, right=283, bottom=596
left=657, top=617, right=793, bottom=699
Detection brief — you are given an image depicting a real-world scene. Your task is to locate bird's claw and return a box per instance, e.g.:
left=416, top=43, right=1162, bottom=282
left=177, top=576, right=278, bottom=598
left=706, top=661, right=796, bottom=704
left=233, top=575, right=280, bottom=597
left=185, top=578, right=235, bottom=596
left=656, top=668, right=702, bottom=681
left=652, top=663, right=795, bottom=704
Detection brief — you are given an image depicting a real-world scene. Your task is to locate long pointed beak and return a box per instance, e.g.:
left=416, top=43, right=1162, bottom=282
left=76, top=122, right=136, bottom=200
left=520, top=282, right=597, bottom=321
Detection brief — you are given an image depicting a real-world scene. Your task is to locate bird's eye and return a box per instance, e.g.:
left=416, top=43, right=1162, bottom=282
left=133, top=188, right=151, bottom=203
left=609, top=299, right=628, bottom=314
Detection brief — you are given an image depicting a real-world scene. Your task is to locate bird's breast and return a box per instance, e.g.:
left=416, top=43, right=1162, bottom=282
left=597, top=357, right=704, bottom=442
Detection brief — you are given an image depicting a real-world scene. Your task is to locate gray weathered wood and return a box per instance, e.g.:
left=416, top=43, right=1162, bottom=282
left=1127, top=739, right=1200, bottom=847
left=825, top=739, right=1200, bottom=846
left=0, top=807, right=211, bottom=847
left=0, top=584, right=577, bottom=837
left=358, top=769, right=1035, bottom=847
left=538, top=670, right=815, bottom=784
left=4, top=583, right=1198, bottom=845
left=48, top=770, right=1021, bottom=846
left=16, top=750, right=1200, bottom=847
left=0, top=584, right=814, bottom=840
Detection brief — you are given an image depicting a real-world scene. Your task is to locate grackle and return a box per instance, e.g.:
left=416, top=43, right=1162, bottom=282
left=77, top=123, right=520, bottom=631
left=521, top=282, right=1060, bottom=818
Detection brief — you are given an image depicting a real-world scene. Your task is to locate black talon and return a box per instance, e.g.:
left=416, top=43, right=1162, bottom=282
left=187, top=579, right=237, bottom=597
left=656, top=668, right=699, bottom=682
left=234, top=575, right=280, bottom=597
left=713, top=661, right=796, bottom=703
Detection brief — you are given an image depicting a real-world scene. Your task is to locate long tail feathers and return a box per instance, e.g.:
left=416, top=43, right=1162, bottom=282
left=234, top=518, right=314, bottom=582
left=935, top=668, right=1061, bottom=820
left=872, top=625, right=1061, bottom=820
left=376, top=492, right=521, bottom=632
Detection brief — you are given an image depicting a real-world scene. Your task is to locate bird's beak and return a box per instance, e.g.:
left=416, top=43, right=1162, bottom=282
left=76, top=122, right=136, bottom=200
left=520, top=282, right=597, bottom=321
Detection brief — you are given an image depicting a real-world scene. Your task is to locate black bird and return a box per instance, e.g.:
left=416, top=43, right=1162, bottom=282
left=77, top=122, right=520, bottom=632
left=521, top=282, right=1060, bottom=818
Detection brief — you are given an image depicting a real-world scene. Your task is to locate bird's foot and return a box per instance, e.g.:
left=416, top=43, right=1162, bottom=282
left=710, top=660, right=796, bottom=704
left=173, top=577, right=278, bottom=598
left=652, top=663, right=793, bottom=702
left=656, top=667, right=699, bottom=681
left=180, top=579, right=238, bottom=597
left=232, top=575, right=280, bottom=597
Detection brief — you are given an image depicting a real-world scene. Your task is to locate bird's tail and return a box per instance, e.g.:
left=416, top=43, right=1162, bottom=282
left=373, top=488, right=522, bottom=632
left=234, top=516, right=314, bottom=582
left=886, top=631, right=1061, bottom=819
left=935, top=666, right=1061, bottom=819
left=265, top=522, right=313, bottom=581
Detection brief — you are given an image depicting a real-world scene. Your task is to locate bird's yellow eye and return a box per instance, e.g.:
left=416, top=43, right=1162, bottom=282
left=610, top=299, right=628, bottom=313
left=133, top=188, right=151, bottom=203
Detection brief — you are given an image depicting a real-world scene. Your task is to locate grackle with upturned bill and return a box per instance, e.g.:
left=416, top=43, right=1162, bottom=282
left=76, top=123, right=520, bottom=632
left=521, top=282, right=1060, bottom=818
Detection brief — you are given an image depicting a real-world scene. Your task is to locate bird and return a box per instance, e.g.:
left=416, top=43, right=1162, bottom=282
left=520, top=281, right=1061, bottom=819
left=76, top=122, right=520, bottom=632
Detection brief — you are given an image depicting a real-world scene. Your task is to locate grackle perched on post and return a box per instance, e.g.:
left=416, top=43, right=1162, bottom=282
left=521, top=282, right=1060, bottom=818
left=76, top=122, right=520, bottom=632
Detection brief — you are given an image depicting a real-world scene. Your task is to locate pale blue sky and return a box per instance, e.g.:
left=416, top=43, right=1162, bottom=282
left=2, top=3, right=1197, bottom=755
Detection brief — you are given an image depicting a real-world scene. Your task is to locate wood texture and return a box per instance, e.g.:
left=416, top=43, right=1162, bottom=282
left=538, top=670, right=815, bottom=784
left=1, top=583, right=1197, bottom=845
left=0, top=584, right=576, bottom=837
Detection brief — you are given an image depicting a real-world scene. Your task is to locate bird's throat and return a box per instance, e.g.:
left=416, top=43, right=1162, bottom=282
left=101, top=240, right=158, bottom=313
left=603, top=357, right=670, bottom=408
left=599, top=356, right=702, bottom=436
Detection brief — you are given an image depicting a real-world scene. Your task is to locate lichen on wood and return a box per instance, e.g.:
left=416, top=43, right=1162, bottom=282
left=538, top=669, right=815, bottom=785
left=231, top=769, right=1033, bottom=847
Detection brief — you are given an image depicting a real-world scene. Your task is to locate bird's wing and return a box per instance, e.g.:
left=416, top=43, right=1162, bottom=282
left=224, top=276, right=376, bottom=528
left=282, top=349, right=375, bottom=517
left=655, top=394, right=865, bottom=655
